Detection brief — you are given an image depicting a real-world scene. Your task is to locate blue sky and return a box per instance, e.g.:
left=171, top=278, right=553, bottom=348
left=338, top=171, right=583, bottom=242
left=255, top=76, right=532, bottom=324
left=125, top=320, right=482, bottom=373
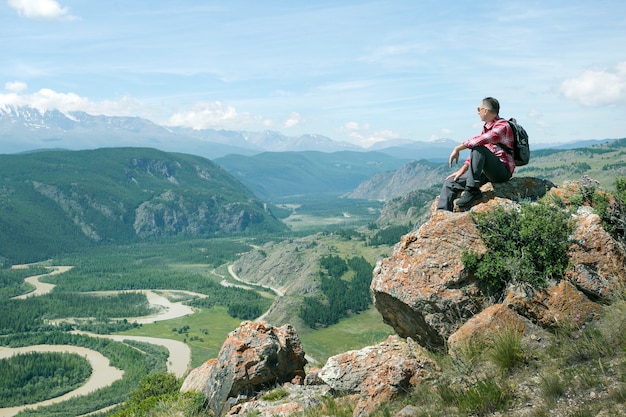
left=1, top=0, right=625, bottom=147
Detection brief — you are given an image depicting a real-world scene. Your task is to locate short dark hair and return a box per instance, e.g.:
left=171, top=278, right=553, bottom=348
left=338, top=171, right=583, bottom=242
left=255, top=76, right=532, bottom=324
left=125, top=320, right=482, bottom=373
left=482, top=97, right=500, bottom=114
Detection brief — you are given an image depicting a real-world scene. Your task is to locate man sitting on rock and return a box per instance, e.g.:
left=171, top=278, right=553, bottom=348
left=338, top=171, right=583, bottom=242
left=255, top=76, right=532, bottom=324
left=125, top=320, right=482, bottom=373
left=437, top=97, right=515, bottom=211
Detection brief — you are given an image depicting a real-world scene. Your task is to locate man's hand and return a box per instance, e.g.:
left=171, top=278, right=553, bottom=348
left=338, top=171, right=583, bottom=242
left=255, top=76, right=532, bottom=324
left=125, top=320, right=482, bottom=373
left=448, top=144, right=466, bottom=167
left=446, top=164, right=468, bottom=181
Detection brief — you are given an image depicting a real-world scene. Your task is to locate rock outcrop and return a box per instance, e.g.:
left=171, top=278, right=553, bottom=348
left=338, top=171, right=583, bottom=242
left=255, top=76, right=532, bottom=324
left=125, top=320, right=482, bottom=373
left=566, top=206, right=626, bottom=301
left=371, top=209, right=487, bottom=349
left=181, top=321, right=307, bottom=416
left=372, top=178, right=626, bottom=352
left=184, top=323, right=441, bottom=417
left=319, top=336, right=439, bottom=417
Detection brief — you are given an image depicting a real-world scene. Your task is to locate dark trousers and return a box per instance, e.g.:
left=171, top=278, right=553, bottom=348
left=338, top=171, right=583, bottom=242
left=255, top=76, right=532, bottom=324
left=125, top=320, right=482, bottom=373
left=437, top=146, right=512, bottom=211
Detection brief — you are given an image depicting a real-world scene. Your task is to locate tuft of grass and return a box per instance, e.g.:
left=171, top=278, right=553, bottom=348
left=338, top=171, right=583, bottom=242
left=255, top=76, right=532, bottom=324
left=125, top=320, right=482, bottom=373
left=288, top=394, right=356, bottom=417
left=488, top=328, right=525, bottom=372
left=528, top=406, right=551, bottom=417
left=452, top=378, right=513, bottom=416
left=551, top=315, right=614, bottom=365
left=570, top=405, right=595, bottom=417
left=261, top=387, right=289, bottom=402
left=539, top=372, right=565, bottom=405
left=608, top=384, right=626, bottom=404
left=451, top=337, right=484, bottom=375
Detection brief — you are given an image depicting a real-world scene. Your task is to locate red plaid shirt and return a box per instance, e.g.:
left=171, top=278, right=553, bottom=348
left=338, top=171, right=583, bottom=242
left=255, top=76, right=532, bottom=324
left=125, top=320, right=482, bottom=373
left=462, top=117, right=516, bottom=174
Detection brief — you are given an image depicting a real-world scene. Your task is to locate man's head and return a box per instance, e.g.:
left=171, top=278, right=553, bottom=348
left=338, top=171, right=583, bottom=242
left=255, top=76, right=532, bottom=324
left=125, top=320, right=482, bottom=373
left=477, top=97, right=499, bottom=122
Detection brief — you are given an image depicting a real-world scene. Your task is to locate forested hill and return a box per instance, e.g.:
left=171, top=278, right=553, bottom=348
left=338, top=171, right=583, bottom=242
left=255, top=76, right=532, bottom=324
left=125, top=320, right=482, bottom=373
left=0, top=147, right=286, bottom=264
left=214, top=150, right=410, bottom=200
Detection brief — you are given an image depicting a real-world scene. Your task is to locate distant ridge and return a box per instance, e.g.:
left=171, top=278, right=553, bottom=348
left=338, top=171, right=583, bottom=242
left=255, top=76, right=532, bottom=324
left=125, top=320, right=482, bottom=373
left=0, top=147, right=286, bottom=264
left=0, top=105, right=454, bottom=161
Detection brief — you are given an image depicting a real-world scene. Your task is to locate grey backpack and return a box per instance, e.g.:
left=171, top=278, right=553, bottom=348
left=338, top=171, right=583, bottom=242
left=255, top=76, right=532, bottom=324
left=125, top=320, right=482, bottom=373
left=499, top=118, right=530, bottom=166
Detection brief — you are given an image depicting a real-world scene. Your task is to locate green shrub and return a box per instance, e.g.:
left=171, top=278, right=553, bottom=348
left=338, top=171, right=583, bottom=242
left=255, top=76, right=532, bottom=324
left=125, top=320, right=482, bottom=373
left=462, top=201, right=573, bottom=293
left=607, top=177, right=626, bottom=240
left=112, top=372, right=183, bottom=417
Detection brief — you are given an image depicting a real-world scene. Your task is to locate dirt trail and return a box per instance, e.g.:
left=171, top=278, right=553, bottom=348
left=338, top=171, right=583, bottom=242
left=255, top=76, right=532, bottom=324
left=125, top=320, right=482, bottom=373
left=228, top=264, right=285, bottom=296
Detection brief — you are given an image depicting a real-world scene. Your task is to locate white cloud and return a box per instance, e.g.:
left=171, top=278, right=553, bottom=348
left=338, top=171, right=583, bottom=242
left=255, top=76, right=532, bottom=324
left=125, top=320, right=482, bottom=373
left=339, top=121, right=398, bottom=147
left=283, top=112, right=302, bottom=128
left=342, top=121, right=371, bottom=132
left=1, top=87, right=85, bottom=110
left=8, top=0, right=76, bottom=20
left=560, top=62, right=626, bottom=107
left=165, top=102, right=257, bottom=130
left=4, top=81, right=28, bottom=92
left=0, top=84, right=268, bottom=131
left=0, top=85, right=146, bottom=117
left=428, top=128, right=453, bottom=141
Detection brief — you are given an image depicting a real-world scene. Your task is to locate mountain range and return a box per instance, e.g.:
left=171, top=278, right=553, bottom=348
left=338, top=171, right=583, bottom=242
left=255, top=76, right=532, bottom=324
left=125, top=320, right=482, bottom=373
left=0, top=105, right=458, bottom=160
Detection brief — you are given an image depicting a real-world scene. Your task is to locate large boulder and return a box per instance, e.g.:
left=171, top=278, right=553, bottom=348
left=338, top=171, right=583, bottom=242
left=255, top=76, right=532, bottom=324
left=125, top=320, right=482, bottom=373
left=431, top=176, right=555, bottom=213
left=181, top=321, right=307, bottom=416
left=225, top=384, right=331, bottom=417
left=371, top=208, right=488, bottom=350
left=504, top=279, right=603, bottom=328
left=447, top=304, right=528, bottom=355
left=318, top=335, right=440, bottom=417
left=180, top=359, right=216, bottom=393
left=489, top=176, right=555, bottom=201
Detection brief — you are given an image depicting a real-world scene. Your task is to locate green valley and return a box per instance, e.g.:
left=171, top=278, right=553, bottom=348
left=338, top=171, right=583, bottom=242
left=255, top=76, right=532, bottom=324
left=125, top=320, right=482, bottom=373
left=2, top=141, right=626, bottom=416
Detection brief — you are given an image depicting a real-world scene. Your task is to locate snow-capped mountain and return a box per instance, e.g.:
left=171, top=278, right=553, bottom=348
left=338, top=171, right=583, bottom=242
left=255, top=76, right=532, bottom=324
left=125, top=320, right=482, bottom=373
left=0, top=105, right=457, bottom=160
left=0, top=105, right=365, bottom=158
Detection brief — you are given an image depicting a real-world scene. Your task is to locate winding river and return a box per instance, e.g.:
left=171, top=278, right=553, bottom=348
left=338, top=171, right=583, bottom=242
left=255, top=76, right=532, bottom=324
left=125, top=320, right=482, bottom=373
left=1, top=266, right=194, bottom=417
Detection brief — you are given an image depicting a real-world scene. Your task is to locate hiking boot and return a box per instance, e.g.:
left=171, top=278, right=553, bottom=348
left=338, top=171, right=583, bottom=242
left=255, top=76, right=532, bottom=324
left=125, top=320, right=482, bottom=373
left=456, top=188, right=482, bottom=208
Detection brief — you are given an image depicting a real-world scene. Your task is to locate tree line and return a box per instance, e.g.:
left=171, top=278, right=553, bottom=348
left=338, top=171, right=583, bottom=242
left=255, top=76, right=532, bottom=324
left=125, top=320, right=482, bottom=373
left=0, top=292, right=151, bottom=335
left=0, top=351, right=92, bottom=407
left=300, top=255, right=373, bottom=328
left=189, top=285, right=272, bottom=321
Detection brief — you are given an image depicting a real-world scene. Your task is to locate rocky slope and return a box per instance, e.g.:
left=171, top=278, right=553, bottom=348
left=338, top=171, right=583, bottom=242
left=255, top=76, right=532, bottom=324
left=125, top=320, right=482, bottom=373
left=182, top=177, right=626, bottom=416
left=345, top=160, right=448, bottom=202
left=230, top=233, right=392, bottom=331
